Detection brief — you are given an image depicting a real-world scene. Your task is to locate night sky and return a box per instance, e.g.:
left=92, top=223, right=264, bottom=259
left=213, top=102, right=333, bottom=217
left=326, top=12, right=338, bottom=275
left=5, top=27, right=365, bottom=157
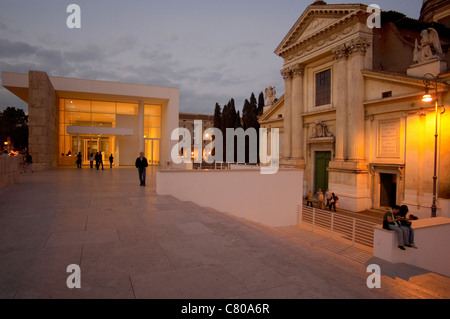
left=0, top=0, right=423, bottom=114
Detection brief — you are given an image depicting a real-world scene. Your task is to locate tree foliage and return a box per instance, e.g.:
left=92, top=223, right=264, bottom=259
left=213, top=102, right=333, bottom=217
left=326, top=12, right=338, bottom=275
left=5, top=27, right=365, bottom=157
left=0, top=107, right=28, bottom=150
left=212, top=90, right=263, bottom=163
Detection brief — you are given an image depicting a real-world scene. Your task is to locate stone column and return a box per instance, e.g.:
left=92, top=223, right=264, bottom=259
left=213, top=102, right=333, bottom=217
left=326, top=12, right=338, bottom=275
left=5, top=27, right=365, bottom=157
left=347, top=39, right=369, bottom=162
left=332, top=44, right=348, bottom=161
left=291, top=64, right=305, bottom=166
left=281, top=68, right=292, bottom=159
left=28, top=71, right=58, bottom=171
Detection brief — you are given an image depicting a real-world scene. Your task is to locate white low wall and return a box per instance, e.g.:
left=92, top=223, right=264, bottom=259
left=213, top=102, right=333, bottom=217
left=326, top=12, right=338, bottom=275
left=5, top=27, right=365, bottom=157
left=156, top=168, right=304, bottom=227
left=373, top=217, right=450, bottom=277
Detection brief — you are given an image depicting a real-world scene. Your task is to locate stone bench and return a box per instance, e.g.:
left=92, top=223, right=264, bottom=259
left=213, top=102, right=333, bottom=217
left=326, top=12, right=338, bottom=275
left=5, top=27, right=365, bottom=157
left=373, top=217, right=450, bottom=277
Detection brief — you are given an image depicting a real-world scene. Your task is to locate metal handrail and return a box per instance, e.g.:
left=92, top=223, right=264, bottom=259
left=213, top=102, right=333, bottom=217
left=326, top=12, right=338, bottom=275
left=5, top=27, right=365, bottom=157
left=299, top=205, right=377, bottom=248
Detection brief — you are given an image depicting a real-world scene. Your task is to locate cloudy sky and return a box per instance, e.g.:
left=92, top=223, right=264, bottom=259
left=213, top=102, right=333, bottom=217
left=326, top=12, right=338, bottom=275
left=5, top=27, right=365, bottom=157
left=0, top=0, right=423, bottom=114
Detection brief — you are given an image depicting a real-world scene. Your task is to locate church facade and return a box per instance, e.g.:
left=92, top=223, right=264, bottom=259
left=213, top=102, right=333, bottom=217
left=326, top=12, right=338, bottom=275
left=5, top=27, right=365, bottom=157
left=259, top=0, right=450, bottom=218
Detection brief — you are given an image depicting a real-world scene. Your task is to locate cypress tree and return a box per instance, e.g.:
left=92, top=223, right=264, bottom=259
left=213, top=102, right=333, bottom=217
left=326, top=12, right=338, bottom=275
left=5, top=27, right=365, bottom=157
left=257, top=91, right=265, bottom=115
left=213, top=103, right=222, bottom=129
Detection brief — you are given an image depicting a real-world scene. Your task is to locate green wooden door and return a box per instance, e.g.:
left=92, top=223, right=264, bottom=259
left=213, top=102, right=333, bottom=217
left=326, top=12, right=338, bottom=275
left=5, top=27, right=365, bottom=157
left=315, top=151, right=331, bottom=193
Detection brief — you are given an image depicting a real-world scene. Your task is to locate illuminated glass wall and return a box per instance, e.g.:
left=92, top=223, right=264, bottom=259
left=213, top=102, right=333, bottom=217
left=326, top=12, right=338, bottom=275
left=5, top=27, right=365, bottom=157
left=59, top=99, right=162, bottom=165
left=144, top=104, right=162, bottom=165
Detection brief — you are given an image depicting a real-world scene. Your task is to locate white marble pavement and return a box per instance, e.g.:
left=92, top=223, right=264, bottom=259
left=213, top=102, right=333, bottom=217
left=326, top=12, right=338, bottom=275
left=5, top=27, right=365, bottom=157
left=0, top=167, right=448, bottom=299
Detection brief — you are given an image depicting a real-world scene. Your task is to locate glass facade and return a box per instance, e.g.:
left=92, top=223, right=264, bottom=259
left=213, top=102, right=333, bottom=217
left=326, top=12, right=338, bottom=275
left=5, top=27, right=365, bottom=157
left=144, top=104, right=162, bottom=165
left=59, top=99, right=162, bottom=166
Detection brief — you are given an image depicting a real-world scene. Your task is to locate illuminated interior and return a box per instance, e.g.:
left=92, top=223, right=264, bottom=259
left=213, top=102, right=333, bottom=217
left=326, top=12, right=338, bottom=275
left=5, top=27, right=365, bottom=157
left=59, top=99, right=162, bottom=166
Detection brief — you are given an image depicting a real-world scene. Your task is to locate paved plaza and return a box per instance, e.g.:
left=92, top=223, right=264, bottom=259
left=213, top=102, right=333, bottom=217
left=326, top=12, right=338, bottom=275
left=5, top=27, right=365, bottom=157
left=0, top=167, right=449, bottom=299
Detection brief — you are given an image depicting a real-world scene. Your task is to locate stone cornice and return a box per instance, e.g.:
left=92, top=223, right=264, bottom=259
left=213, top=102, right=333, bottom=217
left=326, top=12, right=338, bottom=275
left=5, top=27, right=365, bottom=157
left=362, top=69, right=449, bottom=90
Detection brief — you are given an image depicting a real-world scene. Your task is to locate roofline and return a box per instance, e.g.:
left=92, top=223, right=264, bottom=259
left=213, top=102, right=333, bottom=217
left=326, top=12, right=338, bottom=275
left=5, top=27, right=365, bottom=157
left=274, top=3, right=369, bottom=56
left=2, top=71, right=179, bottom=104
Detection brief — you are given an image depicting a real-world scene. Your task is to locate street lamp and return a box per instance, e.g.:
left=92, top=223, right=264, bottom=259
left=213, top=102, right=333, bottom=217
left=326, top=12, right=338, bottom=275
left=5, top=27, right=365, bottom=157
left=422, top=73, right=445, bottom=218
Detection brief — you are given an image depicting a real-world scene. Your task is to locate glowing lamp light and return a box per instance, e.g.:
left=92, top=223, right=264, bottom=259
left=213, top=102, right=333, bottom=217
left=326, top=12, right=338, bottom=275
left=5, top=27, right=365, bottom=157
left=422, top=94, right=433, bottom=102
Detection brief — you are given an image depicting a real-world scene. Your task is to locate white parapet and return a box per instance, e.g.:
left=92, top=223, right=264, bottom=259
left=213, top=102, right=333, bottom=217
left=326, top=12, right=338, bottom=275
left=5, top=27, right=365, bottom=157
left=156, top=168, right=304, bottom=227
left=373, top=217, right=450, bottom=277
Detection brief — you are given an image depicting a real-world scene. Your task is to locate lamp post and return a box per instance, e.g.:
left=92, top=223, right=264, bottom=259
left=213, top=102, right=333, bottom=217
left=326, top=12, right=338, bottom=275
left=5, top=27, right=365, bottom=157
left=422, top=73, right=445, bottom=218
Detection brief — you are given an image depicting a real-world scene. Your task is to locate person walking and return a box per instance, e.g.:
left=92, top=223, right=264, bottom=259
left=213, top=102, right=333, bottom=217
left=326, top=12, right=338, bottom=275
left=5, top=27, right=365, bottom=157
left=135, top=151, right=149, bottom=186
left=316, top=188, right=324, bottom=210
left=98, top=151, right=104, bottom=170
left=89, top=153, right=94, bottom=168
left=328, top=193, right=338, bottom=212
left=95, top=152, right=99, bottom=170
left=325, top=189, right=332, bottom=207
left=76, top=152, right=82, bottom=168
left=109, top=154, right=114, bottom=168
left=306, top=191, right=313, bottom=207
left=24, top=152, right=34, bottom=173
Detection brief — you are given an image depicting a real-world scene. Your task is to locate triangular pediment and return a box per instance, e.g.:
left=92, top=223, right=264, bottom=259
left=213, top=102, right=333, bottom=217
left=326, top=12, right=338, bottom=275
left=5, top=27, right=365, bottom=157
left=259, top=95, right=284, bottom=123
left=275, top=4, right=368, bottom=57
left=297, top=17, right=341, bottom=42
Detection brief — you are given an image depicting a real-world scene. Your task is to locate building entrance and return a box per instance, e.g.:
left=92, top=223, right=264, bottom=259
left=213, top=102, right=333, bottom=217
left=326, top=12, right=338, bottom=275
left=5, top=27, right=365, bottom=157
left=380, top=173, right=397, bottom=208
left=70, top=135, right=115, bottom=165
left=315, top=151, right=331, bottom=193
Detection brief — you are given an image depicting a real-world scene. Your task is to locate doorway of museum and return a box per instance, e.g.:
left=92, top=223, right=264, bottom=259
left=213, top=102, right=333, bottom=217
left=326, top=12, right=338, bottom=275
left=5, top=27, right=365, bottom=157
left=314, top=151, right=331, bottom=194
left=145, top=138, right=161, bottom=166
left=380, top=173, right=397, bottom=208
left=79, top=136, right=115, bottom=166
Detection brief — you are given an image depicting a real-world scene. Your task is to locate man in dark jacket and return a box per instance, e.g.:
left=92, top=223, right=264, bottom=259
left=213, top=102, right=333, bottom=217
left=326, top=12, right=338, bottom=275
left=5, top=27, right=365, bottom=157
left=135, top=151, right=149, bottom=186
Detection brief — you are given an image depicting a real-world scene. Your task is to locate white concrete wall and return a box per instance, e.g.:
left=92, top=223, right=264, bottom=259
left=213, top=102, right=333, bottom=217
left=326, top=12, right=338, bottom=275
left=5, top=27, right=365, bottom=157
left=156, top=168, right=304, bottom=227
left=161, top=88, right=179, bottom=166
left=373, top=217, right=450, bottom=277
left=116, top=114, right=139, bottom=166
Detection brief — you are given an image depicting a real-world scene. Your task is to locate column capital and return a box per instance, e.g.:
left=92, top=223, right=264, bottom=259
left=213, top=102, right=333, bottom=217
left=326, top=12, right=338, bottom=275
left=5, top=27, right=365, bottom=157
left=291, top=64, right=305, bottom=77
left=332, top=44, right=349, bottom=61
left=347, top=38, right=370, bottom=56
left=281, top=64, right=305, bottom=79
left=281, top=68, right=292, bottom=80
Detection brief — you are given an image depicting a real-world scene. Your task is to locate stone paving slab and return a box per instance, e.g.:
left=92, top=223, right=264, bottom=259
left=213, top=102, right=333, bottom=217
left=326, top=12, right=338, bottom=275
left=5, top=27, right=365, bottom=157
left=0, top=167, right=449, bottom=299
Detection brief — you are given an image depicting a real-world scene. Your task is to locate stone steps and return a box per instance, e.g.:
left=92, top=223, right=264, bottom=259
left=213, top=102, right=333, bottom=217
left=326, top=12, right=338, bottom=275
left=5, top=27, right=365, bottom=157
left=381, top=274, right=448, bottom=299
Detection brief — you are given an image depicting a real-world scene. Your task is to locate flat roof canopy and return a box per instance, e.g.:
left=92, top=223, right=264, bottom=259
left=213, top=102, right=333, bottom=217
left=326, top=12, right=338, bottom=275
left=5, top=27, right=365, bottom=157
left=1, top=71, right=179, bottom=104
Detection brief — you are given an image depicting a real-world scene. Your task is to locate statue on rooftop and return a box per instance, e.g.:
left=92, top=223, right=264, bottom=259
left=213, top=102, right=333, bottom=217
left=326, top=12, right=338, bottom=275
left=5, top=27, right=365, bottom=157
left=413, top=28, right=443, bottom=63
left=264, top=86, right=276, bottom=106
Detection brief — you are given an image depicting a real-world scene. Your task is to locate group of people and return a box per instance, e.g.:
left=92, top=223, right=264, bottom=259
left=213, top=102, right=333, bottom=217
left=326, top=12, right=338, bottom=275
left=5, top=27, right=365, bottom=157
left=75, top=150, right=149, bottom=187
left=383, top=205, right=418, bottom=250
left=306, top=188, right=338, bottom=212
left=76, top=152, right=115, bottom=170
